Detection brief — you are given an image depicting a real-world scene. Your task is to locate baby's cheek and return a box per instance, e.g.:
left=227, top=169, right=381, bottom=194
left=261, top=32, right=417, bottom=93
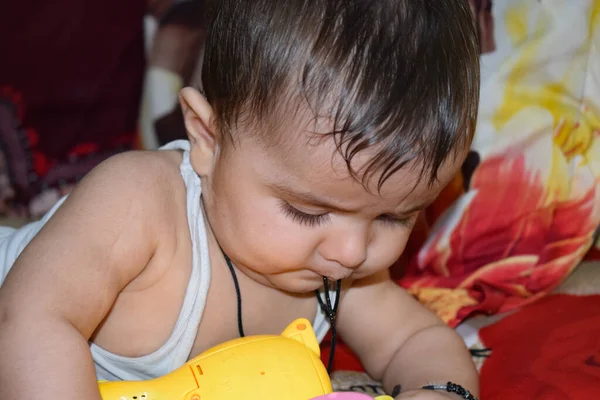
left=245, top=222, right=319, bottom=270
left=370, top=228, right=411, bottom=268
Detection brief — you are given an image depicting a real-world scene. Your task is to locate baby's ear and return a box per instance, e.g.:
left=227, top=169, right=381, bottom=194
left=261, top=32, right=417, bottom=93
left=179, top=87, right=218, bottom=176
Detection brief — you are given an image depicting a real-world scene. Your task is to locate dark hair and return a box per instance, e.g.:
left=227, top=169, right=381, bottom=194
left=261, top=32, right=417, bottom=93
left=202, top=0, right=480, bottom=188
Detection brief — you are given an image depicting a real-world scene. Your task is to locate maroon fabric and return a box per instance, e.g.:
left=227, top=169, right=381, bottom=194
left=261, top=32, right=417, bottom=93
left=0, top=0, right=146, bottom=215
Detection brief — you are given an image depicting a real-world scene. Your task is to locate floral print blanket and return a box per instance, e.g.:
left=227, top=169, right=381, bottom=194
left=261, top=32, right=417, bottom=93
left=399, top=0, right=600, bottom=327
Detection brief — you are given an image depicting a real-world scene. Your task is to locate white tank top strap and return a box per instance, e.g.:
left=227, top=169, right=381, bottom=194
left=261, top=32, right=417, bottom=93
left=164, top=140, right=212, bottom=368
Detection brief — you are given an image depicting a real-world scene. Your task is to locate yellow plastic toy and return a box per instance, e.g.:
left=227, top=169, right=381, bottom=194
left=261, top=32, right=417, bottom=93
left=98, top=318, right=393, bottom=400
left=99, top=319, right=331, bottom=400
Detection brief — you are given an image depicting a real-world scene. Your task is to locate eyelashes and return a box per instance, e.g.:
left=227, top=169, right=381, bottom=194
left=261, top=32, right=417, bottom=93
left=279, top=201, right=330, bottom=228
left=377, top=213, right=416, bottom=229
left=279, top=201, right=416, bottom=229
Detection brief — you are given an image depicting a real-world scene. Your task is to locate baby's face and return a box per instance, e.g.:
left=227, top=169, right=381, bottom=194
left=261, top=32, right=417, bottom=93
left=200, top=123, right=463, bottom=293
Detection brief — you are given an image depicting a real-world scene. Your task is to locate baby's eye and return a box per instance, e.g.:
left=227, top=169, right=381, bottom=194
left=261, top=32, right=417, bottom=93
left=279, top=201, right=331, bottom=228
left=377, top=213, right=416, bottom=228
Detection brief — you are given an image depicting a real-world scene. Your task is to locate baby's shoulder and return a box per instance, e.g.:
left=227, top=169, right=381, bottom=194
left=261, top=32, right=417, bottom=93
left=76, top=149, right=187, bottom=218
left=93, top=148, right=181, bottom=180
left=89, top=148, right=182, bottom=187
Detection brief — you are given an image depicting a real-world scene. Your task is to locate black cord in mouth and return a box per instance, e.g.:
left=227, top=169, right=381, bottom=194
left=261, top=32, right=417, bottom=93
left=316, top=276, right=342, bottom=373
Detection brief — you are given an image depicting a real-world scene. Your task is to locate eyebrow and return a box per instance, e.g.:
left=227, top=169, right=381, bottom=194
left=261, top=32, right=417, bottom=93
left=271, top=182, right=356, bottom=212
left=399, top=198, right=436, bottom=215
left=270, top=182, right=435, bottom=215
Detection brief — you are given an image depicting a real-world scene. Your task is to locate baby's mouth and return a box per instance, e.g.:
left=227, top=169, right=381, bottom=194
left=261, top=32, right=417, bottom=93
left=321, top=269, right=353, bottom=281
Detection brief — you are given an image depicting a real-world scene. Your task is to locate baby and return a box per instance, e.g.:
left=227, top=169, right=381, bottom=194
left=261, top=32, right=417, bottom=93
left=0, top=0, right=481, bottom=399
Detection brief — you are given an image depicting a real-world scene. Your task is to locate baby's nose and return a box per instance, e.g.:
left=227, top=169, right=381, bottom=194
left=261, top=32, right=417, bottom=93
left=336, top=242, right=366, bottom=270
left=320, top=228, right=368, bottom=270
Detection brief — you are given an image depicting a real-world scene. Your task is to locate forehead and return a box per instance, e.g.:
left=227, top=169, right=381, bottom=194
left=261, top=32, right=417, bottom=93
left=235, top=124, right=464, bottom=208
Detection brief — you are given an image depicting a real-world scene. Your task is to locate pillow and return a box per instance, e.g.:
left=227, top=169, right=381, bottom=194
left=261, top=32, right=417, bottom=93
left=398, top=0, right=600, bottom=327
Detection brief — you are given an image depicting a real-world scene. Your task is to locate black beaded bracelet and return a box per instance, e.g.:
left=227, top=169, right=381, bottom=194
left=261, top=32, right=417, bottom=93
left=422, top=382, right=478, bottom=400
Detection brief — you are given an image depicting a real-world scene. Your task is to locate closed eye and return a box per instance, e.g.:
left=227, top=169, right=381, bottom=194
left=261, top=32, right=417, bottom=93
left=377, top=213, right=416, bottom=228
left=279, top=201, right=330, bottom=228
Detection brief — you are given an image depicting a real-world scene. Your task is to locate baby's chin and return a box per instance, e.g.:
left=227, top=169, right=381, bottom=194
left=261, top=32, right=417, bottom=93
left=263, top=271, right=326, bottom=294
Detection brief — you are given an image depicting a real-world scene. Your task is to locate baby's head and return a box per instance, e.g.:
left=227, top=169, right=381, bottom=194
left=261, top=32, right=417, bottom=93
left=181, top=0, right=479, bottom=292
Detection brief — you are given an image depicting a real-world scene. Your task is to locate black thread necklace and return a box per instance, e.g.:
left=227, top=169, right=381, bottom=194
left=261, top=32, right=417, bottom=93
left=315, top=276, right=342, bottom=373
left=221, top=251, right=341, bottom=373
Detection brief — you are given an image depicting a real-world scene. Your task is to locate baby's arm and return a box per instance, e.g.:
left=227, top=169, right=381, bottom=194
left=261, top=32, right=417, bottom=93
left=0, top=153, right=171, bottom=400
left=338, top=270, right=478, bottom=399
